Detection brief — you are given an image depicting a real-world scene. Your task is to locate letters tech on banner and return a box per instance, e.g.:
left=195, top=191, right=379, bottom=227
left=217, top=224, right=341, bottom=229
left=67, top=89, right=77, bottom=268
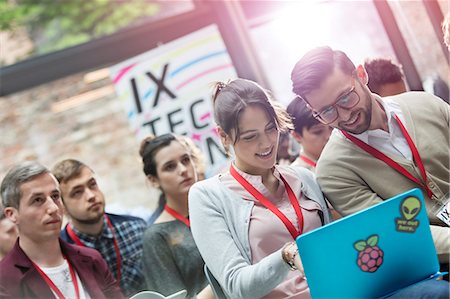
left=110, top=25, right=237, bottom=177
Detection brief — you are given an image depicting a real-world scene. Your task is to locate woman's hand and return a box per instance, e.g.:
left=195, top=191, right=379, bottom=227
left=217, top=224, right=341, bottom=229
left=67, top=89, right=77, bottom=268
left=282, top=241, right=305, bottom=275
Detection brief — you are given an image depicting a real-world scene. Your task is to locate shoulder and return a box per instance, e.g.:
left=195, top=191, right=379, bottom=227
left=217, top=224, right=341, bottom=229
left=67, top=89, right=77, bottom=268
left=106, top=213, right=147, bottom=228
left=391, top=92, right=447, bottom=110
left=61, top=239, right=103, bottom=260
left=143, top=222, right=173, bottom=239
left=189, top=175, right=225, bottom=200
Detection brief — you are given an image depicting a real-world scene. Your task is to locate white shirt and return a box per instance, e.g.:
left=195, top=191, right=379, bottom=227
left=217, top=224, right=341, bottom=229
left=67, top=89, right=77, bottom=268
left=339, top=96, right=412, bottom=160
left=40, top=260, right=91, bottom=299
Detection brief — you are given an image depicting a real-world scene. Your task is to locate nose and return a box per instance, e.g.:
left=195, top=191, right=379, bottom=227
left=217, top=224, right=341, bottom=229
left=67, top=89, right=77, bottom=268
left=85, top=188, right=96, bottom=202
left=260, top=131, right=273, bottom=148
left=338, top=106, right=353, bottom=121
left=46, top=197, right=60, bottom=214
left=178, top=162, right=188, bottom=176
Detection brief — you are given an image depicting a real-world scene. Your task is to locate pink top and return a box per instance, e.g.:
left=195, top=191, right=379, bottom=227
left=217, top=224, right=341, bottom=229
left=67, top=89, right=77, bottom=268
left=220, top=164, right=323, bottom=298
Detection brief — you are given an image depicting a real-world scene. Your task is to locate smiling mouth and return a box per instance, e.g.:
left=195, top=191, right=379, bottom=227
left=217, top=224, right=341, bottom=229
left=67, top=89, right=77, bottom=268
left=256, top=147, right=273, bottom=158
left=344, top=112, right=360, bottom=126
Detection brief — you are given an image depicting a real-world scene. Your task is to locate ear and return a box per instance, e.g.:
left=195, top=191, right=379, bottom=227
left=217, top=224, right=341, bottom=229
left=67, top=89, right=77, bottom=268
left=4, top=207, right=19, bottom=224
left=147, top=175, right=160, bottom=189
left=217, top=126, right=231, bottom=148
left=291, top=131, right=304, bottom=144
left=356, top=65, right=369, bottom=85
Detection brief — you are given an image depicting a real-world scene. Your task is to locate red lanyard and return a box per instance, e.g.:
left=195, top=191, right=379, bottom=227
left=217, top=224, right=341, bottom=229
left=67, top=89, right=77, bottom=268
left=66, top=215, right=122, bottom=283
left=31, top=258, right=80, bottom=299
left=230, top=165, right=304, bottom=239
left=164, top=204, right=190, bottom=227
left=341, top=114, right=434, bottom=199
left=299, top=155, right=317, bottom=168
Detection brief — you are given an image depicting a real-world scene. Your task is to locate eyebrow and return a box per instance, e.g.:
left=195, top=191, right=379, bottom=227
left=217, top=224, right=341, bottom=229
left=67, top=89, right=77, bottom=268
left=27, top=189, right=59, bottom=202
left=240, top=121, right=274, bottom=135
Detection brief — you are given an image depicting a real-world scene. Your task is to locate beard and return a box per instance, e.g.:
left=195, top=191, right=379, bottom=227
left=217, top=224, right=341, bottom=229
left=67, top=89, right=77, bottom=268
left=72, top=212, right=104, bottom=225
left=338, top=90, right=373, bottom=134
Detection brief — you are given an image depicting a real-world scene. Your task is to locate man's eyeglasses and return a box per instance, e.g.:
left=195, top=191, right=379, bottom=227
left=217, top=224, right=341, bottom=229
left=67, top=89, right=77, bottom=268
left=311, top=76, right=360, bottom=125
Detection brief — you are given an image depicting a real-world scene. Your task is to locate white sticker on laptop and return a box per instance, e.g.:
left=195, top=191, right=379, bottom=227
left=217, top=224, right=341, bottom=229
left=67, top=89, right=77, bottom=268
left=436, top=199, right=450, bottom=226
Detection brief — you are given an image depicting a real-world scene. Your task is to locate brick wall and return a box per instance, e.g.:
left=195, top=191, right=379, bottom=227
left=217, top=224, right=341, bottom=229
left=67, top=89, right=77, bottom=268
left=0, top=71, right=159, bottom=217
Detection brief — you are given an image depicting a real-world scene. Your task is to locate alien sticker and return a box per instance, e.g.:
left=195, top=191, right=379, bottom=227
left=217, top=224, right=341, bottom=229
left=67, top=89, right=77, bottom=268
left=395, top=196, right=421, bottom=233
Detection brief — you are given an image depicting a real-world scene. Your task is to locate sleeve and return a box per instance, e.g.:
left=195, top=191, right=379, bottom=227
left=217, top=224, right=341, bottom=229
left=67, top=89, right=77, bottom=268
left=188, top=182, right=290, bottom=299
left=141, top=227, right=187, bottom=296
left=92, top=249, right=124, bottom=298
left=316, top=166, right=384, bottom=217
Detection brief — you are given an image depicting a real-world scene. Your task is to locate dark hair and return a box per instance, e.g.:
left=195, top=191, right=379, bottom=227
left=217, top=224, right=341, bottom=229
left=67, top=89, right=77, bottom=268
left=52, top=159, right=90, bottom=184
left=291, top=46, right=355, bottom=101
left=212, top=79, right=292, bottom=151
left=286, top=97, right=320, bottom=135
left=1, top=161, right=50, bottom=209
left=139, top=133, right=179, bottom=177
left=364, top=58, right=404, bottom=94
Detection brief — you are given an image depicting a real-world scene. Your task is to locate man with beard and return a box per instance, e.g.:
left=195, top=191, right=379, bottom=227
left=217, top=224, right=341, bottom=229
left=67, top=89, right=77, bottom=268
left=0, top=161, right=123, bottom=298
left=291, top=47, right=449, bottom=276
left=52, top=159, right=147, bottom=297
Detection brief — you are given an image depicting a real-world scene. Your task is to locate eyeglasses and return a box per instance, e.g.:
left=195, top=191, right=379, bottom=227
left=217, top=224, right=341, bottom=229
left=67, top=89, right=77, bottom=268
left=311, top=77, right=360, bottom=125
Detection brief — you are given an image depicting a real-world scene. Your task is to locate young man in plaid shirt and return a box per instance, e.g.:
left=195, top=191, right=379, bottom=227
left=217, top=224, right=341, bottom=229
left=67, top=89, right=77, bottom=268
left=52, top=159, right=147, bottom=297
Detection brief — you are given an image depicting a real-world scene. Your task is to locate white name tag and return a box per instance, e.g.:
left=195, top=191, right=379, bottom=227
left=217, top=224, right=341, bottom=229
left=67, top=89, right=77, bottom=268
left=436, top=200, right=450, bottom=226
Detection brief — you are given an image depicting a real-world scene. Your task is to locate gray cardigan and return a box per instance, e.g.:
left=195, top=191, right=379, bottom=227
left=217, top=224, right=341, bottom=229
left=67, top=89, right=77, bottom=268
left=188, top=165, right=331, bottom=299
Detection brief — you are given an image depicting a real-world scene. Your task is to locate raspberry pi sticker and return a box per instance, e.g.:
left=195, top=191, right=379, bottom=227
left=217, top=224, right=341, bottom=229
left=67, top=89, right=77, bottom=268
left=354, top=234, right=384, bottom=273
left=396, top=196, right=421, bottom=233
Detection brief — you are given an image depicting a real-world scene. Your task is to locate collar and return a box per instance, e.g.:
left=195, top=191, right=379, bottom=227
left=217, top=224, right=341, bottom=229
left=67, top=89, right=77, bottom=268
left=230, top=163, right=285, bottom=201
left=70, top=216, right=114, bottom=247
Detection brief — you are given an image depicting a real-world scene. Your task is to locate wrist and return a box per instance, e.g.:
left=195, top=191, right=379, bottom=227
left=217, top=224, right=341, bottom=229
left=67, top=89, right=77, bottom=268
left=282, top=242, right=298, bottom=271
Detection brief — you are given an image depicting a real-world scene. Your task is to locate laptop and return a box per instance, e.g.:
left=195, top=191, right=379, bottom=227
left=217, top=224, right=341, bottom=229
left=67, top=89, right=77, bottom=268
left=296, top=188, right=442, bottom=298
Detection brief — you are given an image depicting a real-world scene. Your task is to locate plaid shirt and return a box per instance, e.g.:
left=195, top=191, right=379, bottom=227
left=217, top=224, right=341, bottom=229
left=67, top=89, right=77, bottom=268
left=61, top=213, right=147, bottom=297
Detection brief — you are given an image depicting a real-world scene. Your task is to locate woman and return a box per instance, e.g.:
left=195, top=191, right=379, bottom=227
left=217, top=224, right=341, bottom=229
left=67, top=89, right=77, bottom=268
left=139, top=134, right=212, bottom=298
left=188, top=79, right=332, bottom=299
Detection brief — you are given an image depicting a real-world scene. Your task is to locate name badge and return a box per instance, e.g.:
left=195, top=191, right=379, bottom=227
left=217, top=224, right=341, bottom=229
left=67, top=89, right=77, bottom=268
left=436, top=197, right=450, bottom=226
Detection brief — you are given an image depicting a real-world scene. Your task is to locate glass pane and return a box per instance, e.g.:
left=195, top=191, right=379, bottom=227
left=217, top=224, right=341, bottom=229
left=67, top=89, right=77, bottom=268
left=389, top=0, right=449, bottom=84
left=0, top=0, right=194, bottom=66
left=249, top=1, right=396, bottom=106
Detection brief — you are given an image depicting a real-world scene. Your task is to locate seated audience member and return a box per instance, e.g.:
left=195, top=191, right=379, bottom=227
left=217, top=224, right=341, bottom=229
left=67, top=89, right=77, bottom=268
left=146, top=135, right=207, bottom=225
left=0, top=202, right=18, bottom=261
left=0, top=161, right=123, bottom=298
left=189, top=79, right=333, bottom=298
left=276, top=131, right=296, bottom=165
left=52, top=159, right=147, bottom=297
left=364, top=58, right=407, bottom=97
left=291, top=46, right=450, bottom=282
left=139, top=134, right=212, bottom=298
left=286, top=97, right=333, bottom=172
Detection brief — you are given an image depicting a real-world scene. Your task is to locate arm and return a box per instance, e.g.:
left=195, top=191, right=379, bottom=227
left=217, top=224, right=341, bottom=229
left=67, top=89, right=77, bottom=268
left=92, top=250, right=124, bottom=298
left=189, top=182, right=291, bottom=299
left=141, top=227, right=187, bottom=296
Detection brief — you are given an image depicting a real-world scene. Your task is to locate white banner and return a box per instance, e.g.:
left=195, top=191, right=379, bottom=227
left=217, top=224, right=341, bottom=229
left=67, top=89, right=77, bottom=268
left=110, top=25, right=237, bottom=176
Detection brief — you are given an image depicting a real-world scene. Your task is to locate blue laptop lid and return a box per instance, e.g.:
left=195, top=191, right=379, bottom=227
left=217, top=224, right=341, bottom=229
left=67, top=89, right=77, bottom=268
left=296, top=188, right=439, bottom=299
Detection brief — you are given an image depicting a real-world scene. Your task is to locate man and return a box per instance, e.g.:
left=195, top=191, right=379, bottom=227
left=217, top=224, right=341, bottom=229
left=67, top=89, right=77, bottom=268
left=0, top=202, right=18, bottom=261
left=364, top=58, right=407, bottom=97
left=0, top=161, right=123, bottom=298
left=291, top=47, right=449, bottom=271
left=52, top=159, right=147, bottom=297
left=286, top=97, right=333, bottom=172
